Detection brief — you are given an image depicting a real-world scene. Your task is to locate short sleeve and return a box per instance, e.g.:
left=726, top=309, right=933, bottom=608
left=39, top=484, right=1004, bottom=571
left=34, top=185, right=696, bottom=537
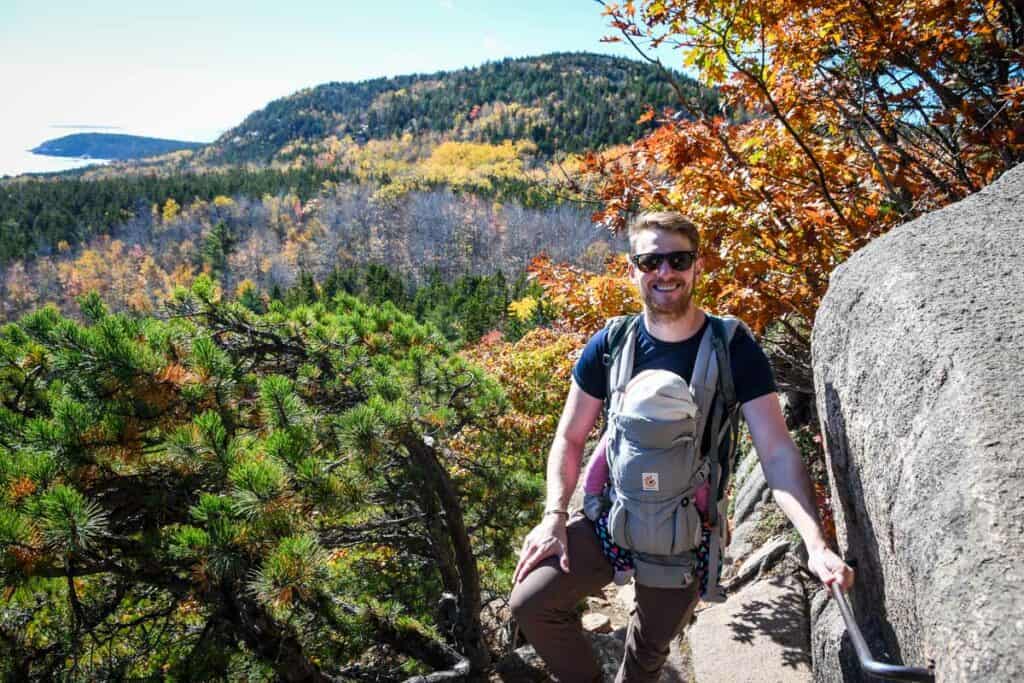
left=728, top=325, right=777, bottom=405
left=572, top=328, right=610, bottom=400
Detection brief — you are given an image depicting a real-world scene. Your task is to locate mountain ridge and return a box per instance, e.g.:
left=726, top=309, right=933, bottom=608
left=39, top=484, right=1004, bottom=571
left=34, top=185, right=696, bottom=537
left=199, top=51, right=713, bottom=165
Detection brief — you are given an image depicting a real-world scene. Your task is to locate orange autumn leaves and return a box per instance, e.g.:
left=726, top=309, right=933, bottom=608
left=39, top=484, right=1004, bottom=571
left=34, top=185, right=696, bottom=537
left=584, top=118, right=864, bottom=338
left=589, top=0, right=1023, bottom=359
left=526, top=254, right=641, bottom=338
left=462, top=254, right=639, bottom=462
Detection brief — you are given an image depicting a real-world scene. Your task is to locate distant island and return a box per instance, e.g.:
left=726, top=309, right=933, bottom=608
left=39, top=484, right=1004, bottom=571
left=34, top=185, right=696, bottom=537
left=30, top=133, right=204, bottom=160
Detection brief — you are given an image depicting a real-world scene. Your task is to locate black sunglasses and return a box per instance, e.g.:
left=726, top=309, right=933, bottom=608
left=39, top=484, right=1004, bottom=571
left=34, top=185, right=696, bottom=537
left=629, top=250, right=697, bottom=273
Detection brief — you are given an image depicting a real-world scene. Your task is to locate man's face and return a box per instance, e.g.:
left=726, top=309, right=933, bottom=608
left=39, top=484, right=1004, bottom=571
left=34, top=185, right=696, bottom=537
left=629, top=228, right=702, bottom=321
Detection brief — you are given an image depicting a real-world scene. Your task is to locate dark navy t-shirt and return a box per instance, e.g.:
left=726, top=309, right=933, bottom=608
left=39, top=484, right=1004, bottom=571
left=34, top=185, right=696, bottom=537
left=572, top=315, right=777, bottom=407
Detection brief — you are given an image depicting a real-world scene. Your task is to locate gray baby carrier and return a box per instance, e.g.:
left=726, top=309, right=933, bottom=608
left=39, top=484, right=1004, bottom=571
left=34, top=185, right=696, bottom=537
left=601, top=314, right=743, bottom=592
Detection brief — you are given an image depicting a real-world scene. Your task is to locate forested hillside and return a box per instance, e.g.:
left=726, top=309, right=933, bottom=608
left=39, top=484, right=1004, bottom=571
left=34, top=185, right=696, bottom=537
left=0, top=183, right=614, bottom=325
left=204, top=52, right=710, bottom=162
left=0, top=166, right=353, bottom=266
left=0, top=53, right=679, bottom=319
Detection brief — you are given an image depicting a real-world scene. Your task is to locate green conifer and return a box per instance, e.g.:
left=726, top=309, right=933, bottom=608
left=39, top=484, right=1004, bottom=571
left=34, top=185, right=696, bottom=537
left=0, top=280, right=540, bottom=679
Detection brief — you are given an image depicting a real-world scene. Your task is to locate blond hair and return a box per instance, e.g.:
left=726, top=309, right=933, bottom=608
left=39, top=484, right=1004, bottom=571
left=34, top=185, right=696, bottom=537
left=628, top=212, right=700, bottom=252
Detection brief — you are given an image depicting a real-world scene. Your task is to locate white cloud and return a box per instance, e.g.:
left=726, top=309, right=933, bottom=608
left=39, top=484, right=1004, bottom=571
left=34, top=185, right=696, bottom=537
left=482, top=34, right=500, bottom=51
left=439, top=0, right=455, bottom=8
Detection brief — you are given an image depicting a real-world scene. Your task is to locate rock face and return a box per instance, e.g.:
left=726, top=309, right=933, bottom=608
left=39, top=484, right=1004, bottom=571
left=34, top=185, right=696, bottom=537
left=812, top=164, right=1024, bottom=681
left=725, top=452, right=772, bottom=570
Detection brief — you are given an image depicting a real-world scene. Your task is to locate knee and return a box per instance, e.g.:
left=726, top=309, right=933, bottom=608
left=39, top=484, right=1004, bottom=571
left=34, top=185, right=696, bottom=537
left=508, top=583, right=541, bottom=625
left=510, top=576, right=571, bottom=630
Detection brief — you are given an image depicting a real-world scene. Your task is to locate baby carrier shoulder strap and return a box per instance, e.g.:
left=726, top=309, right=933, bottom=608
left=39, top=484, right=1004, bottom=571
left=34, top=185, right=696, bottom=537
left=601, top=314, right=640, bottom=416
left=704, top=314, right=743, bottom=527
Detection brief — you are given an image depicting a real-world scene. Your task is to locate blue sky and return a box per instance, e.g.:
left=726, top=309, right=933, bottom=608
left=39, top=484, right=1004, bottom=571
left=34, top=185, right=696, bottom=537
left=1, top=0, right=676, bottom=144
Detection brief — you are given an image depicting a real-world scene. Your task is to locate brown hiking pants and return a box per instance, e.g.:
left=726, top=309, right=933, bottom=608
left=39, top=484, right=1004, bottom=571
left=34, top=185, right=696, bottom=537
left=509, top=515, right=700, bottom=683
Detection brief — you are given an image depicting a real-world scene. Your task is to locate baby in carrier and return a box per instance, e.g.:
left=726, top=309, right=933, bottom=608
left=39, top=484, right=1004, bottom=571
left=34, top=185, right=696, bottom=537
left=582, top=369, right=715, bottom=590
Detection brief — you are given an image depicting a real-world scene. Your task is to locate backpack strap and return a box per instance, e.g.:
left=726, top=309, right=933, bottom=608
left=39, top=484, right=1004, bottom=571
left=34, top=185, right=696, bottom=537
left=705, top=314, right=742, bottom=528
left=601, top=314, right=640, bottom=417
left=689, top=324, right=719, bottom=453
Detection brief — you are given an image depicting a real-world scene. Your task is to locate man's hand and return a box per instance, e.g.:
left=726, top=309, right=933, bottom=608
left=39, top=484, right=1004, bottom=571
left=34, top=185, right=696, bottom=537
left=808, top=546, right=855, bottom=591
left=513, top=515, right=570, bottom=583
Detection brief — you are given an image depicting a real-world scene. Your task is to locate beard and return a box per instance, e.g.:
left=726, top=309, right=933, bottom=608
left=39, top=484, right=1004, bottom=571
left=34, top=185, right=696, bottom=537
left=641, top=280, right=694, bottom=323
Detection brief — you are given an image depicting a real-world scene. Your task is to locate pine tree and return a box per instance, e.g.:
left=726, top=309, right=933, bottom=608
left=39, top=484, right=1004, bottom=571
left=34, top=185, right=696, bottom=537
left=0, top=279, right=539, bottom=679
left=201, top=220, right=235, bottom=276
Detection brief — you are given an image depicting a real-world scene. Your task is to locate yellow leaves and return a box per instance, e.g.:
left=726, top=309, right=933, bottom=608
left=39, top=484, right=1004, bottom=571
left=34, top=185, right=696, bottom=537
left=738, top=135, right=764, bottom=152
left=465, top=327, right=578, bottom=421
left=235, top=279, right=258, bottom=299
left=419, top=140, right=534, bottom=190
left=168, top=263, right=196, bottom=291
left=371, top=180, right=418, bottom=204
left=177, top=596, right=202, bottom=617
left=162, top=198, right=181, bottom=223
left=508, top=296, right=538, bottom=322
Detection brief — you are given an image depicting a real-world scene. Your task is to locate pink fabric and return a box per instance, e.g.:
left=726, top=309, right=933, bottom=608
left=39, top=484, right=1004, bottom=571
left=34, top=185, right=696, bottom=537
left=583, top=432, right=610, bottom=494
left=694, top=480, right=710, bottom=516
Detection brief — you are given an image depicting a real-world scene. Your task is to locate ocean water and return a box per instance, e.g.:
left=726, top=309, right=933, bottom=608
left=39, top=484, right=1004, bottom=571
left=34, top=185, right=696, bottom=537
left=0, top=124, right=116, bottom=178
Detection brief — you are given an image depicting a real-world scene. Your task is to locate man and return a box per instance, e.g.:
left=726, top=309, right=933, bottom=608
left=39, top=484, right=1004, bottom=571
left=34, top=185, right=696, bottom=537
left=509, top=212, right=854, bottom=682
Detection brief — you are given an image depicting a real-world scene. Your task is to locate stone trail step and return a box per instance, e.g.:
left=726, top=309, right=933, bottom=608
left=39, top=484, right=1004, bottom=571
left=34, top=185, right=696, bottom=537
left=686, top=575, right=812, bottom=683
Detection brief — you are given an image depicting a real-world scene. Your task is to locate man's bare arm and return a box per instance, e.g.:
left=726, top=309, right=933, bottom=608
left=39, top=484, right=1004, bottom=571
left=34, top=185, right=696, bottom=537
left=743, top=393, right=854, bottom=590
left=513, top=380, right=603, bottom=582
left=544, top=380, right=603, bottom=512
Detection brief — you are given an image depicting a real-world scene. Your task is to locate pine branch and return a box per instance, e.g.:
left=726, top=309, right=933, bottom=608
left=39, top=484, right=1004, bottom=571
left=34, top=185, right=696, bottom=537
left=85, top=471, right=205, bottom=535
left=361, top=609, right=470, bottom=682
left=220, top=590, right=337, bottom=683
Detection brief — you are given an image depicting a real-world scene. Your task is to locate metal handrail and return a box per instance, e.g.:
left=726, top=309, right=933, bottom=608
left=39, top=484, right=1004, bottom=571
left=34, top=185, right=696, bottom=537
left=830, top=583, right=935, bottom=682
